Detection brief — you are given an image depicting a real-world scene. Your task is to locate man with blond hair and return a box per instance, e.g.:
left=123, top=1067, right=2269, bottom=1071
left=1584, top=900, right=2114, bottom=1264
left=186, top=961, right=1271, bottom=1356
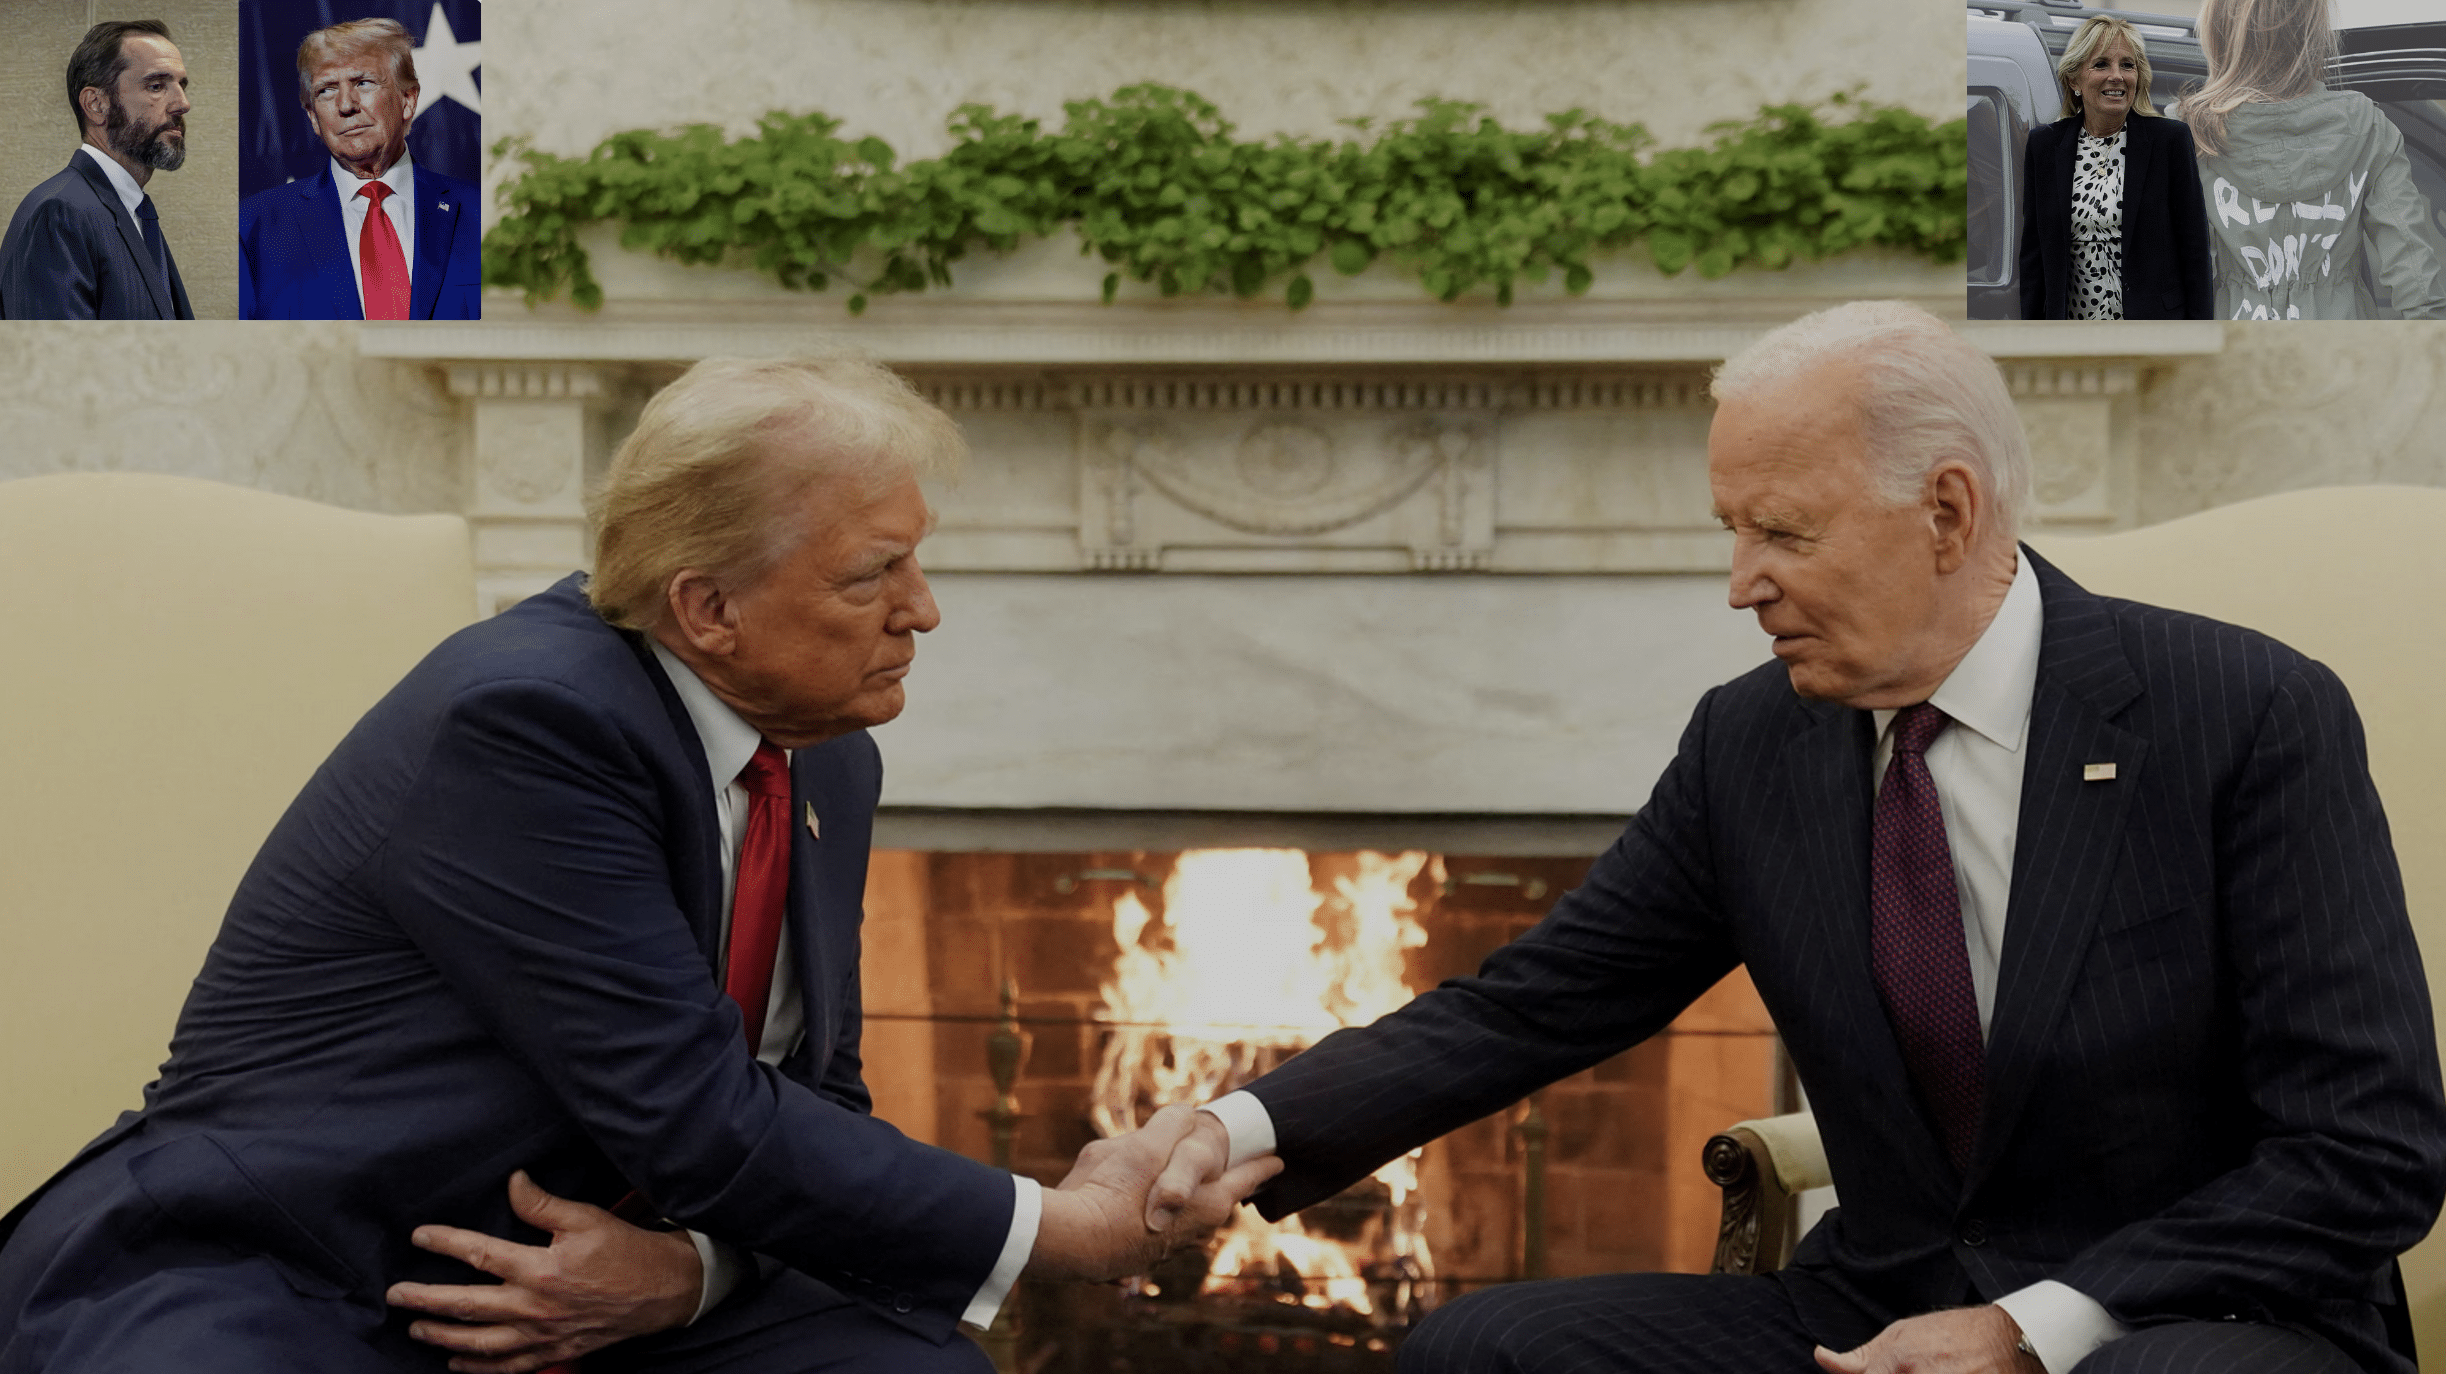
left=0, top=357, right=1272, bottom=1373
left=1152, top=300, right=2446, bottom=1374
left=239, top=17, right=479, bottom=319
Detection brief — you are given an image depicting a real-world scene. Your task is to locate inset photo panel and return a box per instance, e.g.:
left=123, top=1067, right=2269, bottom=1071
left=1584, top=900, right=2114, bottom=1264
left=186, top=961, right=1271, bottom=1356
left=0, top=3, right=239, bottom=320
left=1969, top=0, right=2446, bottom=320
left=238, top=0, right=479, bottom=319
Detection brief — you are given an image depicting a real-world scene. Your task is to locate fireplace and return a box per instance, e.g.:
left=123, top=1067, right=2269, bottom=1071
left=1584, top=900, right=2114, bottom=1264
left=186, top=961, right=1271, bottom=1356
left=857, top=838, right=1782, bottom=1369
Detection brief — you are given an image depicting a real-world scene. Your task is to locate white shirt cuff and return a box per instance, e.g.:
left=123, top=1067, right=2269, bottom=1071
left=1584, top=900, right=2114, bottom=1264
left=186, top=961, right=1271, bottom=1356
left=961, top=1173, right=1040, bottom=1329
left=1202, top=1090, right=1278, bottom=1168
left=1995, top=1280, right=2130, bottom=1374
left=683, top=1230, right=745, bottom=1324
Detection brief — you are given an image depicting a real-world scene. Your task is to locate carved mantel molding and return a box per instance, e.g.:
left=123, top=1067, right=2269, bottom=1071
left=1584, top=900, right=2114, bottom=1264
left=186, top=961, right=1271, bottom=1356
left=365, top=312, right=2222, bottom=592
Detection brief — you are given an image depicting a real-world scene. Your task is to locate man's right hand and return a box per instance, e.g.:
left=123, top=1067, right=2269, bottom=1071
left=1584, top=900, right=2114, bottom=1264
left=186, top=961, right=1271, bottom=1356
left=1028, top=1104, right=1282, bottom=1282
left=1146, top=1106, right=1236, bottom=1233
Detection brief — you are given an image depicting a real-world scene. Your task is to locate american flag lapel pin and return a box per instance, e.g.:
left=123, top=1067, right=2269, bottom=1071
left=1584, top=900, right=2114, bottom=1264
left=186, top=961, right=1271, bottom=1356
left=2083, top=762, right=2117, bottom=782
left=804, top=802, right=821, bottom=839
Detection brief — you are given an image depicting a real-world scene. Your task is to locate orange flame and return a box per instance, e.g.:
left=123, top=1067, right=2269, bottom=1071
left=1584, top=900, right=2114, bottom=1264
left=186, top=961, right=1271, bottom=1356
left=1093, top=849, right=1435, bottom=1315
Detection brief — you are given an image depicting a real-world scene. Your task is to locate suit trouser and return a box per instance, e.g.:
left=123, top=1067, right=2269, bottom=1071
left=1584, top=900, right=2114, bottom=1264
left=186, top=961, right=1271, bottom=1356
left=1392, top=1273, right=2366, bottom=1374
left=590, top=1268, right=992, bottom=1374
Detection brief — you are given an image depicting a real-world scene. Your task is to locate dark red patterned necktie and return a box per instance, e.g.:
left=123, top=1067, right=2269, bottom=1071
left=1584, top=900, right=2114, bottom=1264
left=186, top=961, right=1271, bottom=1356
left=1869, top=702, right=1986, bottom=1172
left=725, top=742, right=791, bottom=1053
left=356, top=181, right=410, bottom=320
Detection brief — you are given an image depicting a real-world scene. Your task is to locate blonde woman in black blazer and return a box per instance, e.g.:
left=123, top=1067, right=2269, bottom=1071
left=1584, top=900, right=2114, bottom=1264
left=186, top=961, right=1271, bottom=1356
left=2018, top=15, right=2214, bottom=319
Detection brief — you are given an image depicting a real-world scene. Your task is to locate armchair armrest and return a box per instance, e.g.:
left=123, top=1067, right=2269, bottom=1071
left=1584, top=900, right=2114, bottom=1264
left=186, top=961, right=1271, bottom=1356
left=1704, top=1111, right=1828, bottom=1275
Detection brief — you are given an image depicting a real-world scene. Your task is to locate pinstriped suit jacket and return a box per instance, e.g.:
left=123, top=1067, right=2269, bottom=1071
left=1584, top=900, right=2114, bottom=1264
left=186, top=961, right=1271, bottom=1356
left=1247, top=550, right=2446, bottom=1369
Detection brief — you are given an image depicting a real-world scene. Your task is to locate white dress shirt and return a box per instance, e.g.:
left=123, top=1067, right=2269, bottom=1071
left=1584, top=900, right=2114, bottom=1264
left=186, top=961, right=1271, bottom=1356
left=1204, top=553, right=2128, bottom=1372
left=329, top=153, right=417, bottom=315
left=77, top=144, right=145, bottom=218
left=649, top=643, right=1038, bottom=1329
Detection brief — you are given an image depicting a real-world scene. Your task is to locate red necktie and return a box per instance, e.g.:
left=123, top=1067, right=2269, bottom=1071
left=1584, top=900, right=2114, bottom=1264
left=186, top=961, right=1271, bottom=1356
left=725, top=742, right=791, bottom=1053
left=356, top=181, right=410, bottom=320
left=1869, top=703, right=1986, bottom=1172
left=540, top=747, right=793, bottom=1374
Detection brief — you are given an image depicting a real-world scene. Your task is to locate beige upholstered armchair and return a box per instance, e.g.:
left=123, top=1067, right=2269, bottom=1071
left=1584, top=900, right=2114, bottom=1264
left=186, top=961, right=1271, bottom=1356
left=0, top=474, right=472, bottom=1206
left=1702, top=486, right=2446, bottom=1357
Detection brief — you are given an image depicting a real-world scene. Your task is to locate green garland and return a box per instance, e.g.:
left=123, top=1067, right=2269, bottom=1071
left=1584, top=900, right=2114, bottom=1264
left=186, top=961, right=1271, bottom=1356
left=484, top=84, right=1967, bottom=313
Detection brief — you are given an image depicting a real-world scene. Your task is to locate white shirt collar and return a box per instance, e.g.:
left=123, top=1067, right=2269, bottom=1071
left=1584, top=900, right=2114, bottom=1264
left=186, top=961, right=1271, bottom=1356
left=77, top=144, right=146, bottom=219
left=329, top=149, right=415, bottom=206
left=1875, top=549, right=2044, bottom=752
left=649, top=639, right=766, bottom=792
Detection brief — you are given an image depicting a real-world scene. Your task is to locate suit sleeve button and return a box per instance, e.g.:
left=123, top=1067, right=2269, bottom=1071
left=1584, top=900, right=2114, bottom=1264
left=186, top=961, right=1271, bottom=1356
left=1958, top=1219, right=1987, bottom=1246
left=893, top=1294, right=914, bottom=1313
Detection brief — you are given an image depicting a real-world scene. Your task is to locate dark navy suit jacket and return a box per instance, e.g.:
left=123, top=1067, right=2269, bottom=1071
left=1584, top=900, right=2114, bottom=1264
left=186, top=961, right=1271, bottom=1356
left=0, top=154, right=192, bottom=321
left=238, top=161, right=480, bottom=320
left=1246, top=552, right=2446, bottom=1371
left=0, top=576, right=1006, bottom=1368
left=2019, top=114, right=2215, bottom=320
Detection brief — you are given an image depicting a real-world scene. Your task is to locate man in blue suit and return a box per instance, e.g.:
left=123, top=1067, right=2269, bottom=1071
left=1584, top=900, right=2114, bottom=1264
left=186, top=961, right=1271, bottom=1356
left=0, top=21, right=195, bottom=321
left=239, top=18, right=480, bottom=321
left=0, top=358, right=1273, bottom=1372
left=1151, top=302, right=2446, bottom=1373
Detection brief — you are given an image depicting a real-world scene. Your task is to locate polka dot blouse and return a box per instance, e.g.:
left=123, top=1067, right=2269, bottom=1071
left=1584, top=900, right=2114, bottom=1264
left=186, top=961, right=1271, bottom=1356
left=2068, top=127, right=2126, bottom=321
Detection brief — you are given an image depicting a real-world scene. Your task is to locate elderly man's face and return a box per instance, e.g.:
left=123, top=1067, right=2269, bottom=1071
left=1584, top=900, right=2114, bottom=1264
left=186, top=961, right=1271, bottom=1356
left=304, top=52, right=416, bottom=178
left=712, top=469, right=941, bottom=749
left=1709, top=361, right=1953, bottom=708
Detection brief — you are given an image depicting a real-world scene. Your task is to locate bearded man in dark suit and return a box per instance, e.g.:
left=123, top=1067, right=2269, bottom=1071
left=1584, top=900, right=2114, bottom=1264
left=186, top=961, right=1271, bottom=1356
left=0, top=20, right=195, bottom=321
left=1151, top=300, right=2446, bottom=1374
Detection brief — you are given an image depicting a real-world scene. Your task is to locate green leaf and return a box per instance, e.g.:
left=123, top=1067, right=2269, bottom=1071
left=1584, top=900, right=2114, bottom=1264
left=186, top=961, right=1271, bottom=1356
left=486, top=86, right=1964, bottom=310
left=1286, top=274, right=1314, bottom=309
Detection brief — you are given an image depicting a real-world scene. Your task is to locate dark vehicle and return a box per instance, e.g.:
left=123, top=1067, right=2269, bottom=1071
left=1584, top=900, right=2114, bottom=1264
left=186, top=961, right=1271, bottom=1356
left=1967, top=0, right=2446, bottom=317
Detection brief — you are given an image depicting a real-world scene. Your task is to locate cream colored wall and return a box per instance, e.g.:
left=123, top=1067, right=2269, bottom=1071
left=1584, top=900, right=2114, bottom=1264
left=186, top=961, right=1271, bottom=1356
left=0, top=322, right=467, bottom=511
left=2139, top=322, right=2446, bottom=524
left=0, top=2, right=240, bottom=320
left=484, top=0, right=1967, bottom=236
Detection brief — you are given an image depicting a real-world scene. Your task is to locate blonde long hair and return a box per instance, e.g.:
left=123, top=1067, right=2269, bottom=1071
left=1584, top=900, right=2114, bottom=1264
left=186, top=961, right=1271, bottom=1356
left=2055, top=17, right=2162, bottom=123
left=2181, top=0, right=2339, bottom=157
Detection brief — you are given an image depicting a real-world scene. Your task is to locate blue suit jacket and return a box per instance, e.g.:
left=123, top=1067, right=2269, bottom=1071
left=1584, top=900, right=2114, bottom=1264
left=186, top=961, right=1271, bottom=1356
left=1245, top=552, right=2446, bottom=1370
left=239, top=161, right=481, bottom=320
left=0, top=577, right=1007, bottom=1367
left=0, top=154, right=192, bottom=321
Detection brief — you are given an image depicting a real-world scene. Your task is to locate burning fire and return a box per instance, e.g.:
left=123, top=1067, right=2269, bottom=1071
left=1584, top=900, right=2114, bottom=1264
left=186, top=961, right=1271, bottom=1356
left=1093, top=849, right=1435, bottom=1316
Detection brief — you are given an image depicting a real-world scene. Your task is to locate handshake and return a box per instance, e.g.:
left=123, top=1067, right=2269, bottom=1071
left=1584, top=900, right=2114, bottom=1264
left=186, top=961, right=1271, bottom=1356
left=1028, top=1103, right=1283, bottom=1282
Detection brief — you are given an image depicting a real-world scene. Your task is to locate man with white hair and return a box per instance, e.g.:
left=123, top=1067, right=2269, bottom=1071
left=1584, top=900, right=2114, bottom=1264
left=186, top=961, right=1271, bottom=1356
left=1152, top=300, right=2446, bottom=1373
left=0, top=356, right=1273, bottom=1373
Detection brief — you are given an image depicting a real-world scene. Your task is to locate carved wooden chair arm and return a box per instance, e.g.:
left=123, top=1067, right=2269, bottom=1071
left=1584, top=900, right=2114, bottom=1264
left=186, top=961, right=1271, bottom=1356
left=1704, top=1111, right=1829, bottom=1276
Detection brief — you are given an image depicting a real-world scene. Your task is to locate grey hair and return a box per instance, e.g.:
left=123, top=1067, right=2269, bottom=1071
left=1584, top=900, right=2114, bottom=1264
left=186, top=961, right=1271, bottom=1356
left=1711, top=301, right=2031, bottom=539
left=588, top=355, right=967, bottom=633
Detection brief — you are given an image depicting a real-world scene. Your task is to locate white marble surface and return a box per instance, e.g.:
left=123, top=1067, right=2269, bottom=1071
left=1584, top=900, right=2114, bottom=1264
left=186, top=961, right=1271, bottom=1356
left=869, top=570, right=1770, bottom=813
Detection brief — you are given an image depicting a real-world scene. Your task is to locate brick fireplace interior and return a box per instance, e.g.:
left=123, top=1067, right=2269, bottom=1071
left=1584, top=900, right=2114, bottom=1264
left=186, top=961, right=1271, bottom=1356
left=854, top=844, right=1782, bottom=1364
